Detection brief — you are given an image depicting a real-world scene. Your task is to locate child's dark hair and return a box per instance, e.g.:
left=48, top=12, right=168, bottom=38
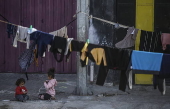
left=15, top=78, right=25, bottom=86
left=48, top=68, right=55, bottom=78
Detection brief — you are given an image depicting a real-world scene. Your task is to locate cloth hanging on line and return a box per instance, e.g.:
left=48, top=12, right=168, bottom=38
left=161, top=33, right=170, bottom=50
left=30, top=31, right=53, bottom=58
left=49, top=26, right=68, bottom=38
left=6, top=23, right=17, bottom=45
left=115, top=27, right=138, bottom=48
left=48, top=26, right=68, bottom=52
left=131, top=50, right=163, bottom=71
left=139, top=30, right=162, bottom=52
left=50, top=36, right=67, bottom=62
left=64, top=38, right=74, bottom=55
left=160, top=54, right=170, bottom=78
left=95, top=47, right=132, bottom=91
left=91, top=48, right=107, bottom=66
left=7, top=23, right=17, bottom=38
left=13, top=26, right=37, bottom=49
left=18, top=41, right=36, bottom=71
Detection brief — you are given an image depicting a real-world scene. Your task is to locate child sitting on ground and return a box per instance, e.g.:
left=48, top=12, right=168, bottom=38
left=38, top=68, right=57, bottom=100
left=15, top=78, right=29, bottom=102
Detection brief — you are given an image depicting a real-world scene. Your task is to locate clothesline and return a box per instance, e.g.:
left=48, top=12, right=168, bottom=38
left=77, top=11, right=139, bottom=29
left=1, top=11, right=141, bottom=30
left=0, top=19, right=18, bottom=26
left=0, top=18, right=77, bottom=29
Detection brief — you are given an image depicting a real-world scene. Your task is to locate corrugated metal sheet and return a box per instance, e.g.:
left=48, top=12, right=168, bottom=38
left=0, top=0, right=77, bottom=73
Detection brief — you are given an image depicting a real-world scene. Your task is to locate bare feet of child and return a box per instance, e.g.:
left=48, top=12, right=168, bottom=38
left=50, top=97, right=56, bottom=100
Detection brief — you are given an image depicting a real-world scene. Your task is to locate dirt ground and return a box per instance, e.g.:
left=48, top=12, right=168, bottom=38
left=0, top=73, right=170, bottom=109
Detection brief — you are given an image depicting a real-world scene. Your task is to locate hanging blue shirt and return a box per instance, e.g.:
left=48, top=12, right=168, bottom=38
left=132, top=50, right=163, bottom=71
left=30, top=31, right=53, bottom=57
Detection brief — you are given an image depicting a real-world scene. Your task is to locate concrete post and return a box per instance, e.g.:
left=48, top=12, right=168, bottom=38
left=75, top=0, right=89, bottom=95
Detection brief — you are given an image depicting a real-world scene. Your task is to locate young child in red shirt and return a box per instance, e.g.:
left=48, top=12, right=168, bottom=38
left=15, top=78, right=29, bottom=102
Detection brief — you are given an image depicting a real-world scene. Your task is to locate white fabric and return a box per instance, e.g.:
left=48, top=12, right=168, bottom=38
left=13, top=26, right=37, bottom=49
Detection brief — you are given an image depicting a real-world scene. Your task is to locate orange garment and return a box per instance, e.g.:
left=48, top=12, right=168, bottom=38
left=34, top=46, right=38, bottom=66
left=91, top=48, right=107, bottom=66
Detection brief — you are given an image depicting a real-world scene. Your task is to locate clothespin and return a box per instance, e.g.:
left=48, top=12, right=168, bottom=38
left=30, top=25, right=32, bottom=32
left=87, top=39, right=89, bottom=44
left=115, top=22, right=120, bottom=29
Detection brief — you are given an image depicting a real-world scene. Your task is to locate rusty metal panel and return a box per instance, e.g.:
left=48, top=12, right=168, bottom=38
left=0, top=0, right=77, bottom=73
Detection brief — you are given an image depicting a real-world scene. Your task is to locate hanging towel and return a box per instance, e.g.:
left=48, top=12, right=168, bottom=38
left=13, top=26, right=37, bottom=49
left=115, top=27, right=138, bottom=48
left=161, top=33, right=170, bottom=50
left=132, top=50, right=163, bottom=71
left=160, top=54, right=170, bottom=77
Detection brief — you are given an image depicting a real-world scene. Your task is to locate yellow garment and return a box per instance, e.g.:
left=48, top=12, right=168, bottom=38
left=80, top=42, right=89, bottom=61
left=91, top=48, right=107, bottom=66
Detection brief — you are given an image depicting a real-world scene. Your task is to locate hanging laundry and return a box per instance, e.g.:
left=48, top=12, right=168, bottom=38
left=6, top=23, right=17, bottom=38
left=80, top=41, right=89, bottom=65
left=70, top=40, right=85, bottom=52
left=160, top=54, right=170, bottom=78
left=6, top=23, right=17, bottom=44
left=163, top=44, right=170, bottom=54
left=33, top=45, right=38, bottom=66
left=115, top=27, right=138, bottom=48
left=67, top=40, right=87, bottom=65
left=161, top=33, right=170, bottom=50
left=131, top=50, right=163, bottom=71
left=139, top=30, right=162, bottom=52
left=69, top=40, right=131, bottom=91
left=64, top=38, right=74, bottom=55
left=30, top=31, right=53, bottom=58
left=18, top=41, right=36, bottom=71
left=48, top=26, right=68, bottom=52
left=91, top=48, right=107, bottom=66
left=105, top=47, right=132, bottom=70
left=13, top=26, right=37, bottom=49
left=49, top=26, right=68, bottom=38
left=50, top=36, right=67, bottom=62
left=96, top=47, right=132, bottom=86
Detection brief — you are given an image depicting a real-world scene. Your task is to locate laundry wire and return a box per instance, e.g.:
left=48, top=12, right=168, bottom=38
left=76, top=11, right=129, bottom=28
left=0, top=19, right=18, bottom=26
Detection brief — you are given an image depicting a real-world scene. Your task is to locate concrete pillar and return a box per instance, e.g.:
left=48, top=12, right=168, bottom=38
left=75, top=0, right=89, bottom=95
